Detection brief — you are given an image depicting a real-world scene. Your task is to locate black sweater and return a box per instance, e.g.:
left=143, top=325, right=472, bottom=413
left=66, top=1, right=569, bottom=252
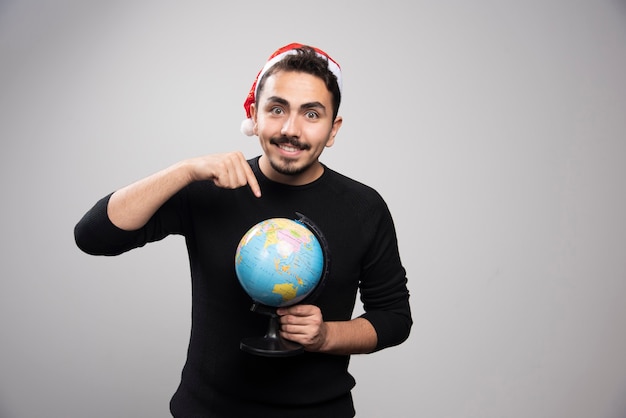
left=75, top=157, right=412, bottom=418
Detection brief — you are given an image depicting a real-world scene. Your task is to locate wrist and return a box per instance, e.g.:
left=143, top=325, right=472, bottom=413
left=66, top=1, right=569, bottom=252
left=316, top=321, right=332, bottom=353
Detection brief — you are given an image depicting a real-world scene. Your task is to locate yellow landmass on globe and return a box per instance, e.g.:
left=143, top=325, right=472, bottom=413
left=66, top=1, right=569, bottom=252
left=272, top=283, right=298, bottom=302
left=264, top=230, right=280, bottom=248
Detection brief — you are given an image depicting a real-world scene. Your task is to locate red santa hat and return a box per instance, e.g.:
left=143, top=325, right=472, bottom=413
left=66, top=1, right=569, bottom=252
left=240, top=42, right=343, bottom=136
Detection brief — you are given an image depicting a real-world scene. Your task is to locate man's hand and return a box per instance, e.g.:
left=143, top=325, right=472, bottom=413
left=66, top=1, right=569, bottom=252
left=186, top=152, right=261, bottom=198
left=277, top=305, right=378, bottom=355
left=277, top=305, right=328, bottom=352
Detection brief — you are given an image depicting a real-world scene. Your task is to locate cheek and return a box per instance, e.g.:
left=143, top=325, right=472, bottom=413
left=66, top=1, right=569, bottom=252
left=256, top=117, right=277, bottom=135
left=307, top=126, right=334, bottom=146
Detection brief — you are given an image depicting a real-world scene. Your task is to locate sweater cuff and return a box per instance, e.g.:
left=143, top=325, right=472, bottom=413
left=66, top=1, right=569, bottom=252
left=360, top=309, right=412, bottom=352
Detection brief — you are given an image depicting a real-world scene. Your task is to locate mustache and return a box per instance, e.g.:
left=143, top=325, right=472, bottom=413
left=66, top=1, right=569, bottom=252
left=269, top=136, right=311, bottom=150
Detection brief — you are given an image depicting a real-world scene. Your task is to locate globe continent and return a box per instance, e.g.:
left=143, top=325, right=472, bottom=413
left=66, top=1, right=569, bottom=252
left=235, top=218, right=324, bottom=307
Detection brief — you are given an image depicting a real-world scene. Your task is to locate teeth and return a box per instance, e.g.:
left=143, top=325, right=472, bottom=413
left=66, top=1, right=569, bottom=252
left=279, top=145, right=299, bottom=152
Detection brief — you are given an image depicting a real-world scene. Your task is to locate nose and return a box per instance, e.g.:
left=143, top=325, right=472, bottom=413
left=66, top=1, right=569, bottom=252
left=280, top=114, right=300, bottom=138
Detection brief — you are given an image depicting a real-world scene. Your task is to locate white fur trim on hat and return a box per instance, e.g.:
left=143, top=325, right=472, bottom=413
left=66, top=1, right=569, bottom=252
left=240, top=118, right=255, bottom=136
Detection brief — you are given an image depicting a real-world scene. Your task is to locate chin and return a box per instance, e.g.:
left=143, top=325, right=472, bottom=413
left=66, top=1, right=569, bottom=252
left=269, top=157, right=307, bottom=176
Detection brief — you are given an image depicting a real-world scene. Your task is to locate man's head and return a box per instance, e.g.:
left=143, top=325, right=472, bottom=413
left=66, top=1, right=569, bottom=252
left=241, top=43, right=342, bottom=136
left=242, top=43, right=344, bottom=185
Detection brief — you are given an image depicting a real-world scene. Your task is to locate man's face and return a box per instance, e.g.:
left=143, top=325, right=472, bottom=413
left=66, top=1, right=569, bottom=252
left=251, top=70, right=342, bottom=185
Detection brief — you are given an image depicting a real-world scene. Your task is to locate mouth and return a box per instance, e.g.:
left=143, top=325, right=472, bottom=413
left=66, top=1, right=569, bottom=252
left=271, top=137, right=310, bottom=154
left=278, top=143, right=300, bottom=153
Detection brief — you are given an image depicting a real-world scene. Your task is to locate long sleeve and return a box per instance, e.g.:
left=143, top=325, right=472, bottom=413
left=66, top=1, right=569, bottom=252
left=74, top=192, right=184, bottom=256
left=357, top=196, right=412, bottom=352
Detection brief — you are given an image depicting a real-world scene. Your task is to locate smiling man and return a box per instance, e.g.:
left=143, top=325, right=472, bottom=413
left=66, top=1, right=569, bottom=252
left=75, top=43, right=412, bottom=418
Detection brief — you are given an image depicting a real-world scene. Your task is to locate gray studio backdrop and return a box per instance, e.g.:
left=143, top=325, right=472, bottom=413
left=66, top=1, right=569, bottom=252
left=1, top=1, right=626, bottom=417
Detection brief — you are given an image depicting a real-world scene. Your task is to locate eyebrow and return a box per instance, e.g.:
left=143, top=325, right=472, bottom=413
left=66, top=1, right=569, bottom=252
left=265, top=96, right=327, bottom=114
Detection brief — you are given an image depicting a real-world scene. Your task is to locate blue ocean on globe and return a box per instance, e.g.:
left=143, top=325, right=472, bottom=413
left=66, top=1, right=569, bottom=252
left=235, top=218, right=325, bottom=307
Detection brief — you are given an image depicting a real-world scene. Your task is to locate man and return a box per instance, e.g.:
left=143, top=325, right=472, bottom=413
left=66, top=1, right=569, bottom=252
left=75, top=43, right=412, bottom=418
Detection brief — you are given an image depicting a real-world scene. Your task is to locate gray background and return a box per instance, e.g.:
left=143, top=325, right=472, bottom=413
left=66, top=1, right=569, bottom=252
left=1, top=1, right=626, bottom=417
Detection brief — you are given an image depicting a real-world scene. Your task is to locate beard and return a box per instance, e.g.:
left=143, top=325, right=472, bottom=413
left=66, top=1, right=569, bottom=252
left=267, top=157, right=311, bottom=176
left=267, top=136, right=313, bottom=176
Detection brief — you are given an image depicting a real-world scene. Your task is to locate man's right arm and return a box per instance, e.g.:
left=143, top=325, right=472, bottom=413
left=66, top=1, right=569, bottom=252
left=108, top=152, right=261, bottom=231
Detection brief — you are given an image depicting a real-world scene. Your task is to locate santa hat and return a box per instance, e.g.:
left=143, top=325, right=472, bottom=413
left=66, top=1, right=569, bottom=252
left=240, top=42, right=343, bottom=136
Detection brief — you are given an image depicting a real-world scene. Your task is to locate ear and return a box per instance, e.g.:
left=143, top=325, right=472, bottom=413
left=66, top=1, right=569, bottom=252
left=250, top=104, right=259, bottom=135
left=326, top=116, right=343, bottom=148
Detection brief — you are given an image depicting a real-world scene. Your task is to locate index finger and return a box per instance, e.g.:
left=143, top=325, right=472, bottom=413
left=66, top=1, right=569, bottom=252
left=240, top=156, right=261, bottom=198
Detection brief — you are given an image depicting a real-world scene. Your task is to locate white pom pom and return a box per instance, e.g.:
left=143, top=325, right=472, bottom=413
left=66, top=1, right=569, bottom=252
left=240, top=118, right=255, bottom=136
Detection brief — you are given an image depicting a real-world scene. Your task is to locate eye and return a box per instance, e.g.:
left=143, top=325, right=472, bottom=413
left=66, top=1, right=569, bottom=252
left=270, top=106, right=284, bottom=115
left=305, top=111, right=319, bottom=119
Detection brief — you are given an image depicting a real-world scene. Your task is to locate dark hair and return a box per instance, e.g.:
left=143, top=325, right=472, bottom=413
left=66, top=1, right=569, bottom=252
left=256, top=46, right=342, bottom=120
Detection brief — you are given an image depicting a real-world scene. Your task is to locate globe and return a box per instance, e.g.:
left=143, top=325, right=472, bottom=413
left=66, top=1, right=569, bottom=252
left=235, top=217, right=325, bottom=308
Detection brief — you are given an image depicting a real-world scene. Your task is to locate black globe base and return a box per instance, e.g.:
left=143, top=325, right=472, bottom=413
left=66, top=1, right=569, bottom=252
left=240, top=304, right=304, bottom=357
left=240, top=335, right=304, bottom=357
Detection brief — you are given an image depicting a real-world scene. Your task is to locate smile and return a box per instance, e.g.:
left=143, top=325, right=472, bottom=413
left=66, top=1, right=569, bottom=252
left=278, top=144, right=301, bottom=152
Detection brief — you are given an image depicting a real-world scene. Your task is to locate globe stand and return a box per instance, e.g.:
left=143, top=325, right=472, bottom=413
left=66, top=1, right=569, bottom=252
left=240, top=303, right=304, bottom=357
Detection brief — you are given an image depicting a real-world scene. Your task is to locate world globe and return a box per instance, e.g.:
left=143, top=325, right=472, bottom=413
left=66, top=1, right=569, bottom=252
left=235, top=217, right=325, bottom=308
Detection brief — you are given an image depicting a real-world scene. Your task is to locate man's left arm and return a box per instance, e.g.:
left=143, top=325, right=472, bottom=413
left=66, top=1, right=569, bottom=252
left=278, top=192, right=412, bottom=355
